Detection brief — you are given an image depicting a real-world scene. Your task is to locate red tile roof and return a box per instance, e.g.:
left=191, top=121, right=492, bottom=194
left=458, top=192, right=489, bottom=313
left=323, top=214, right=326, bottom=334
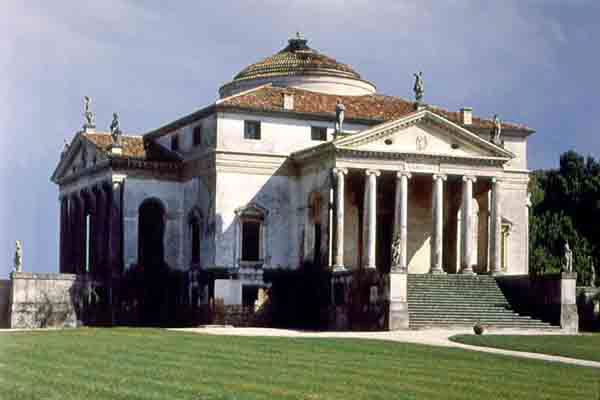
left=219, top=86, right=533, bottom=133
left=83, top=132, right=147, bottom=159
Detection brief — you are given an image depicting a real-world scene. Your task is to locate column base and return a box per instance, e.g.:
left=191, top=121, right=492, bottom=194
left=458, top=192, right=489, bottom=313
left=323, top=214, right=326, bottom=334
left=332, top=265, right=347, bottom=273
left=488, top=270, right=504, bottom=276
left=429, top=268, right=446, bottom=275
left=391, top=266, right=407, bottom=274
left=460, top=267, right=476, bottom=275
left=363, top=265, right=377, bottom=270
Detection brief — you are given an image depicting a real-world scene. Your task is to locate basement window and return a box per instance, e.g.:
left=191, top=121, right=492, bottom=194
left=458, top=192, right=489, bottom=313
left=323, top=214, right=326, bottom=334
left=244, top=120, right=261, bottom=140
left=236, top=204, right=267, bottom=266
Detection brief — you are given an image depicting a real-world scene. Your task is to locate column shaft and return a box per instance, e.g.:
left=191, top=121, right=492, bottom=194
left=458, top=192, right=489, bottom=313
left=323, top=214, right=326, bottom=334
left=364, top=169, right=380, bottom=269
left=430, top=174, right=446, bottom=274
left=392, top=172, right=410, bottom=272
left=332, top=168, right=348, bottom=271
left=460, top=176, right=476, bottom=274
left=108, top=179, right=124, bottom=277
left=489, top=178, right=502, bottom=275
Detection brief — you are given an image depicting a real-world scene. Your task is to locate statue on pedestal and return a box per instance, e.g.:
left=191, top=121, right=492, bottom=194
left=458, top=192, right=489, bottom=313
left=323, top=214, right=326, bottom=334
left=591, top=261, right=596, bottom=288
left=335, top=100, right=345, bottom=134
left=413, top=72, right=424, bottom=103
left=110, top=112, right=122, bottom=143
left=492, top=114, right=502, bottom=145
left=563, top=241, right=573, bottom=273
left=83, top=96, right=95, bottom=128
left=14, top=240, right=22, bottom=272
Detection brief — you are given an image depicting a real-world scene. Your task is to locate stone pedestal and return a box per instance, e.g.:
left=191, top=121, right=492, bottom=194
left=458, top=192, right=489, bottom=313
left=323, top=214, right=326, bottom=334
left=388, top=272, right=409, bottom=330
left=214, top=279, right=242, bottom=305
left=560, top=272, right=578, bottom=333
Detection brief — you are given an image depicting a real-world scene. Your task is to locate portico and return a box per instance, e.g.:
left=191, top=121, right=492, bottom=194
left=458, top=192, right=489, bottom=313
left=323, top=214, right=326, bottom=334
left=331, top=164, right=503, bottom=275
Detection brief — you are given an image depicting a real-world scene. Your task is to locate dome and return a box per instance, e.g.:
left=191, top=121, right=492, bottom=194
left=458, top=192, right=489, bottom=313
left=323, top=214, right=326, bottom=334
left=219, top=35, right=376, bottom=98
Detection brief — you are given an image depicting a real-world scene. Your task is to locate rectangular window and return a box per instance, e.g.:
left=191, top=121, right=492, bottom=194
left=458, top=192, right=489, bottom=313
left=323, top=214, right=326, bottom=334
left=241, top=220, right=261, bottom=261
left=244, top=120, right=261, bottom=140
left=171, top=134, right=179, bottom=151
left=193, top=125, right=202, bottom=146
left=311, top=126, right=327, bottom=141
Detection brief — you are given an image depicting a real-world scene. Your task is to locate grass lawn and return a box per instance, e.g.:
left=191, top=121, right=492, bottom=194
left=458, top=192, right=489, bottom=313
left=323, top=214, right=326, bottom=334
left=450, top=333, right=600, bottom=363
left=0, top=328, right=598, bottom=400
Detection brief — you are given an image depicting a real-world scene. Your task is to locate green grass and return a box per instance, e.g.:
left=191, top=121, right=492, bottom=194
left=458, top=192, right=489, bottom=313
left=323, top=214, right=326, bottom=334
left=450, top=333, right=600, bottom=362
left=0, top=328, right=598, bottom=400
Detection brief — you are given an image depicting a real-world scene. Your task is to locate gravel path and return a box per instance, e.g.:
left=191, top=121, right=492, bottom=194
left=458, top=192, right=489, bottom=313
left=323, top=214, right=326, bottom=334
left=171, top=327, right=600, bottom=369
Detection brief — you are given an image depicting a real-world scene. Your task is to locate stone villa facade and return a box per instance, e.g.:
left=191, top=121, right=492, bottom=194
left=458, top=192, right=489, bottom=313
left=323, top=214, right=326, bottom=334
left=48, top=35, right=552, bottom=329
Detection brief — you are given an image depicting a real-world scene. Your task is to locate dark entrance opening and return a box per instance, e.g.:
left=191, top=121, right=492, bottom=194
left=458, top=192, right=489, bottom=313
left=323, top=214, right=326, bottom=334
left=138, top=198, right=167, bottom=326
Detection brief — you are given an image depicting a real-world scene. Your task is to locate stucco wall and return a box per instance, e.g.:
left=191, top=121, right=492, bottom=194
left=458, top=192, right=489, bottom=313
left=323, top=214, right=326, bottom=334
left=123, top=178, right=185, bottom=270
left=214, top=170, right=295, bottom=269
left=502, top=136, right=527, bottom=170
left=499, top=173, right=529, bottom=275
left=217, top=112, right=366, bottom=155
left=156, top=114, right=217, bottom=157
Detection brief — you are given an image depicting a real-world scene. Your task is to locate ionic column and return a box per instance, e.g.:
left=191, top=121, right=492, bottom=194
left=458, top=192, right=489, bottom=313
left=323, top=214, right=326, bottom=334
left=460, top=175, right=477, bottom=275
left=332, top=167, right=348, bottom=271
left=59, top=196, right=69, bottom=273
left=108, top=176, right=125, bottom=277
left=391, top=171, right=411, bottom=272
left=364, top=169, right=380, bottom=269
left=489, top=178, right=502, bottom=275
left=430, top=174, right=447, bottom=274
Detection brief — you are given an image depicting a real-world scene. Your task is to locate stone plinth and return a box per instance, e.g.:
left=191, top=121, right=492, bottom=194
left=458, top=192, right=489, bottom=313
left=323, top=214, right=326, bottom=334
left=214, top=279, right=242, bottom=305
left=560, top=272, right=578, bottom=333
left=388, top=272, right=409, bottom=330
left=9, top=272, right=83, bottom=329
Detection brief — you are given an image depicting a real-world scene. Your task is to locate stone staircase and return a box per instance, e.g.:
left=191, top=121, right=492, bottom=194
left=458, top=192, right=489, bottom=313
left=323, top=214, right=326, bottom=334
left=407, top=274, right=560, bottom=330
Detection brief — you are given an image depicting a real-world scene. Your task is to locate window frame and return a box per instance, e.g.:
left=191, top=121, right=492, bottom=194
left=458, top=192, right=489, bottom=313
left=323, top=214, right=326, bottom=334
left=235, top=203, right=268, bottom=267
left=310, top=126, right=327, bottom=141
left=244, top=120, right=261, bottom=140
left=192, top=124, right=202, bottom=147
left=171, top=134, right=180, bottom=151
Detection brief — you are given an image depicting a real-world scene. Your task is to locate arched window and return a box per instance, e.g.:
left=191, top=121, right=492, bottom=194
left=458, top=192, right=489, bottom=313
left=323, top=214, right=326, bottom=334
left=235, top=204, right=267, bottom=266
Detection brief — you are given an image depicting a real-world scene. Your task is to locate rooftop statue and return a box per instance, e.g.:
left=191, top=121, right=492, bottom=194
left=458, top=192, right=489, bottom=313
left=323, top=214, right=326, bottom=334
left=335, top=100, right=345, bottom=134
left=83, top=96, right=95, bottom=127
left=492, top=114, right=502, bottom=145
left=110, top=112, right=121, bottom=143
left=413, top=72, right=424, bottom=103
left=563, top=241, right=573, bottom=273
left=14, top=240, right=22, bottom=272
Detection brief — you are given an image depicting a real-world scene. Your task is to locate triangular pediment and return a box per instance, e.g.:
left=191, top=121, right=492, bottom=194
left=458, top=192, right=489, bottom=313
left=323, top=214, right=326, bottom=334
left=334, top=110, right=514, bottom=159
left=51, top=133, right=107, bottom=183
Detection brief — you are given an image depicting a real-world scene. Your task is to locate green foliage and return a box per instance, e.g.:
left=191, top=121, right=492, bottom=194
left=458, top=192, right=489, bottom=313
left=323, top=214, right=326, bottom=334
left=529, top=151, right=600, bottom=285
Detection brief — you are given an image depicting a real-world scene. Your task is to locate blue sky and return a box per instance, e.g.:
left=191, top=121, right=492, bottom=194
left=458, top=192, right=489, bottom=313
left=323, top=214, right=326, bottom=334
left=1, top=1, right=599, bottom=277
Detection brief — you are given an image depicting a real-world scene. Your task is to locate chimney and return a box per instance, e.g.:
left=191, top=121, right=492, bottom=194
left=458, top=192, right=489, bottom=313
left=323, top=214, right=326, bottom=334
left=283, top=93, right=294, bottom=110
left=460, top=107, right=472, bottom=125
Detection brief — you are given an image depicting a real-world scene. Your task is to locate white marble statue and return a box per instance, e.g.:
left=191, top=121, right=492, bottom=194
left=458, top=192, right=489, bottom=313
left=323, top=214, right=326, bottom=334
left=591, top=261, right=596, bottom=288
left=335, top=100, right=345, bottom=134
left=492, top=114, right=502, bottom=145
left=391, top=234, right=402, bottom=269
left=563, top=241, right=573, bottom=273
left=110, top=112, right=121, bottom=142
left=14, top=240, right=22, bottom=272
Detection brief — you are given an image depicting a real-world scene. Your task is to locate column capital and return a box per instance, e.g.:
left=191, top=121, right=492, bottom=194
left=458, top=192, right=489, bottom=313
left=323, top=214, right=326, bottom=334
left=332, top=167, right=348, bottom=176
left=365, top=169, right=381, bottom=177
left=111, top=174, right=126, bottom=185
left=396, top=171, right=412, bottom=179
left=462, top=175, right=477, bottom=182
left=432, top=174, right=447, bottom=181
left=490, top=177, right=502, bottom=184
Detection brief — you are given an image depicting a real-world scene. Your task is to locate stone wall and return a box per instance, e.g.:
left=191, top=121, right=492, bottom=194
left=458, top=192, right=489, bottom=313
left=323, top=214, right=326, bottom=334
left=0, top=280, right=11, bottom=328
left=9, top=272, right=87, bottom=329
left=577, top=287, right=600, bottom=331
left=497, top=273, right=578, bottom=332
